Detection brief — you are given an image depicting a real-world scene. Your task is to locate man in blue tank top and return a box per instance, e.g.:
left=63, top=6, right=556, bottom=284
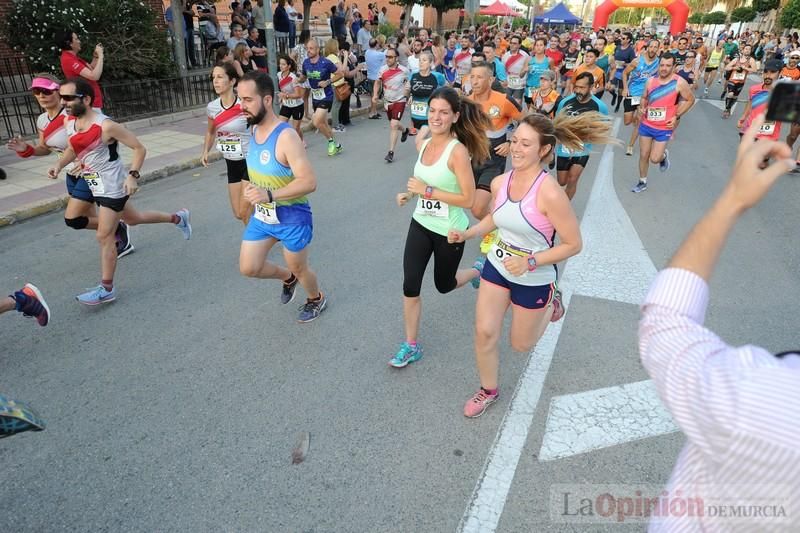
left=237, top=71, right=328, bottom=323
left=622, top=39, right=660, bottom=156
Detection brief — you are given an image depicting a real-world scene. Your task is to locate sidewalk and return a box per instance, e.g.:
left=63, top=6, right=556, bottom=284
left=0, top=102, right=368, bottom=227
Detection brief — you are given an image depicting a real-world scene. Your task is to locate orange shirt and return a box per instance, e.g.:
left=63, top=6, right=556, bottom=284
left=781, top=66, right=800, bottom=80
left=574, top=64, right=605, bottom=91
left=469, top=89, right=523, bottom=138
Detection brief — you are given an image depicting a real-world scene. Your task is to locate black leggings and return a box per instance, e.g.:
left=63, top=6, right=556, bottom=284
left=402, top=219, right=465, bottom=298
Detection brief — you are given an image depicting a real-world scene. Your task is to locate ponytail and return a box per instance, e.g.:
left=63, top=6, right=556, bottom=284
left=428, top=87, right=491, bottom=166
left=519, top=111, right=619, bottom=155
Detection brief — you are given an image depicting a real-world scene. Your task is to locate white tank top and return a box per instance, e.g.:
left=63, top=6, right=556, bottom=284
left=65, top=113, right=127, bottom=199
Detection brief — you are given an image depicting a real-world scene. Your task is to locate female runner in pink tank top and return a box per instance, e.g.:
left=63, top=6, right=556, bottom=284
left=448, top=112, right=617, bottom=418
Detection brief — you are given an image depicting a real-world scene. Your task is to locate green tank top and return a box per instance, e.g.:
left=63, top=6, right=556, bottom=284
left=411, top=138, right=469, bottom=236
left=708, top=49, right=723, bottom=68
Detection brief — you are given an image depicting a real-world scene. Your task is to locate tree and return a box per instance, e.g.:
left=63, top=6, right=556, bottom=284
left=702, top=11, right=727, bottom=25
left=730, top=6, right=756, bottom=23
left=753, top=0, right=779, bottom=14
left=688, top=13, right=703, bottom=24
left=421, top=0, right=463, bottom=33
left=780, top=0, right=800, bottom=29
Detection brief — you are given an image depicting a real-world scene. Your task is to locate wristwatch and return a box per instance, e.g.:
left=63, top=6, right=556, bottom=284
left=424, top=186, right=434, bottom=199
left=128, top=170, right=140, bottom=179
left=527, top=254, right=537, bottom=272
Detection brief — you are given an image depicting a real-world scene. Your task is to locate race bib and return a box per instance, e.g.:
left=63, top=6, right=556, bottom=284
left=615, top=60, right=625, bottom=69
left=629, top=96, right=641, bottom=106
left=415, top=197, right=449, bottom=218
left=311, top=87, right=326, bottom=100
left=254, top=202, right=280, bottom=224
left=508, top=75, right=524, bottom=89
left=491, top=238, right=533, bottom=263
left=759, top=121, right=776, bottom=135
left=647, top=106, right=667, bottom=122
left=82, top=172, right=105, bottom=195
left=410, top=100, right=428, bottom=116
left=216, top=137, right=242, bottom=158
left=565, top=60, right=576, bottom=70
left=732, top=71, right=746, bottom=81
left=282, top=97, right=303, bottom=108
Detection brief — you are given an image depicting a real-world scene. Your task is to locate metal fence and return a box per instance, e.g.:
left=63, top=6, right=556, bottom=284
left=0, top=57, right=34, bottom=95
left=0, top=71, right=214, bottom=142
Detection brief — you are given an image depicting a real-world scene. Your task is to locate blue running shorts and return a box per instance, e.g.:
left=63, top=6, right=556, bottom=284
left=242, top=216, right=313, bottom=252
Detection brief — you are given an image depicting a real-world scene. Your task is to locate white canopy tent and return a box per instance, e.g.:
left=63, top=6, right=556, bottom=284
left=479, top=0, right=528, bottom=15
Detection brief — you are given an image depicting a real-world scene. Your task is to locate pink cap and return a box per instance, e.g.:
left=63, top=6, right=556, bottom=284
left=30, top=77, right=60, bottom=91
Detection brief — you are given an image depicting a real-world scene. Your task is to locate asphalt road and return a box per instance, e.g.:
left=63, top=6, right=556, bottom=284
left=2, top=88, right=799, bottom=532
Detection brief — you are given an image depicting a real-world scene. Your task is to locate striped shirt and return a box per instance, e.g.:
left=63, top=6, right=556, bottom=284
left=640, top=268, right=800, bottom=532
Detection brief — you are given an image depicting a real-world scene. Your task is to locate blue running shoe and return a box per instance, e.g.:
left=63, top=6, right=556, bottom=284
left=631, top=180, right=648, bottom=193
left=298, top=293, right=327, bottom=323
left=471, top=257, right=485, bottom=289
left=659, top=149, right=670, bottom=172
left=175, top=208, right=192, bottom=240
left=389, top=342, right=423, bottom=368
left=0, top=394, right=45, bottom=438
left=76, top=285, right=116, bottom=306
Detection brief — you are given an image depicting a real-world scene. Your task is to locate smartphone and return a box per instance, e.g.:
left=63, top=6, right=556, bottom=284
left=765, top=80, right=800, bottom=123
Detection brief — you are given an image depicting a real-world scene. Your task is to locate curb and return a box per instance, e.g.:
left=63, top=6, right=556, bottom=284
left=0, top=106, right=369, bottom=228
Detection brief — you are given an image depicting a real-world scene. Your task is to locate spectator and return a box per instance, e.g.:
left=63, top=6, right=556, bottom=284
left=365, top=38, right=385, bottom=118
left=226, top=24, right=248, bottom=50
left=338, top=41, right=358, bottom=127
left=214, top=45, right=234, bottom=65
left=251, top=0, right=266, bottom=45
left=286, top=0, right=300, bottom=48
left=378, top=6, right=387, bottom=26
left=230, top=2, right=248, bottom=28
left=241, top=0, right=253, bottom=27
left=233, top=42, right=254, bottom=77
left=246, top=27, right=268, bottom=72
left=291, top=30, right=312, bottom=119
left=56, top=30, right=104, bottom=110
left=639, top=122, right=800, bottom=531
left=330, top=5, right=347, bottom=43
left=324, top=38, right=348, bottom=133
left=357, top=20, right=372, bottom=52
left=183, top=0, right=198, bottom=68
left=350, top=10, right=362, bottom=43
left=274, top=0, right=291, bottom=50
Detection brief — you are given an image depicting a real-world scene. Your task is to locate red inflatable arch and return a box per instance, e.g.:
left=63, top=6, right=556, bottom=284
left=593, top=0, right=689, bottom=36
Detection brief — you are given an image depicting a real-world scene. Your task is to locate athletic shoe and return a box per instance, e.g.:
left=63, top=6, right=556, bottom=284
left=659, top=149, right=670, bottom=172
left=408, top=127, right=418, bottom=136
left=791, top=161, right=800, bottom=174
left=401, top=128, right=409, bottom=143
left=471, top=257, right=485, bottom=289
left=550, top=289, right=565, bottom=322
left=327, top=141, right=343, bottom=157
left=631, top=180, right=648, bottom=193
left=14, top=283, right=50, bottom=326
left=703, top=87, right=709, bottom=96
left=116, top=221, right=134, bottom=258
left=76, top=285, right=116, bottom=306
left=281, top=275, right=298, bottom=304
left=722, top=110, right=731, bottom=119
left=389, top=342, right=423, bottom=368
left=0, top=394, right=45, bottom=437
left=332, top=124, right=346, bottom=133
left=463, top=389, right=499, bottom=418
left=385, top=151, right=394, bottom=163
left=479, top=230, right=498, bottom=255
left=625, top=145, right=633, bottom=156
left=175, top=208, right=192, bottom=240
left=298, top=293, right=327, bottom=323
left=368, top=113, right=381, bottom=119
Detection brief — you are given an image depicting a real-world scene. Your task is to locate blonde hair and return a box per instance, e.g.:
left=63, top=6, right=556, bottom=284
left=233, top=43, right=249, bottom=62
left=324, top=38, right=339, bottom=57
left=518, top=112, right=619, bottom=155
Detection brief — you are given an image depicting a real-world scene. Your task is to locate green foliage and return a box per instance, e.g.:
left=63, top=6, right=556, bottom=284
left=753, top=0, right=779, bottom=14
left=1, top=0, right=173, bottom=80
left=511, top=17, right=530, bottom=30
left=730, top=7, right=756, bottom=22
left=376, top=23, right=398, bottom=37
left=609, top=8, right=645, bottom=25
left=688, top=13, right=704, bottom=25
left=781, top=0, right=800, bottom=28
left=702, top=11, right=727, bottom=25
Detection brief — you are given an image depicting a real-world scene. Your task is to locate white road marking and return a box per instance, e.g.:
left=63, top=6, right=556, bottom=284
left=461, top=118, right=644, bottom=533
left=538, top=380, right=678, bottom=461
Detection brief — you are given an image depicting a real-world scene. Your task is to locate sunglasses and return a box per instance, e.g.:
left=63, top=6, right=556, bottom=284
left=32, top=88, right=55, bottom=96
left=59, top=93, right=84, bottom=101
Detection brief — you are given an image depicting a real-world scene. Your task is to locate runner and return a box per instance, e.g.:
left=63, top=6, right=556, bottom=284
left=453, top=35, right=474, bottom=92
left=390, top=87, right=490, bottom=368
left=702, top=40, right=725, bottom=96
left=408, top=50, right=446, bottom=151
left=276, top=54, right=305, bottom=141
left=671, top=36, right=690, bottom=66
left=609, top=32, right=636, bottom=112
left=560, top=40, right=581, bottom=92
left=622, top=39, right=660, bottom=156
left=570, top=48, right=605, bottom=96
left=737, top=59, right=783, bottom=142
left=447, top=111, right=614, bottom=418
left=236, top=71, right=327, bottom=323
left=468, top=62, right=524, bottom=220
left=722, top=44, right=757, bottom=119
left=5, top=74, right=131, bottom=257
left=201, top=62, right=251, bottom=223
left=48, top=78, right=192, bottom=305
left=526, top=70, right=561, bottom=118
left=299, top=39, right=343, bottom=157
left=555, top=72, right=610, bottom=200
left=676, top=51, right=699, bottom=91
left=525, top=38, right=554, bottom=104
left=2, top=283, right=50, bottom=327
left=502, top=35, right=529, bottom=105
left=631, top=53, right=696, bottom=193
left=545, top=35, right=565, bottom=82
left=373, top=47, right=410, bottom=163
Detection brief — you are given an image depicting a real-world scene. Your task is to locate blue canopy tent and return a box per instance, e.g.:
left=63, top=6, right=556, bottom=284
left=533, top=2, right=582, bottom=25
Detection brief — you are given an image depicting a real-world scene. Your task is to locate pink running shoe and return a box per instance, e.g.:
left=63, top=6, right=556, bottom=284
left=463, top=389, right=499, bottom=418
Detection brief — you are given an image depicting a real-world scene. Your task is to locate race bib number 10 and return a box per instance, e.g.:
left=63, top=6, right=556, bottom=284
left=759, top=121, right=776, bottom=135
